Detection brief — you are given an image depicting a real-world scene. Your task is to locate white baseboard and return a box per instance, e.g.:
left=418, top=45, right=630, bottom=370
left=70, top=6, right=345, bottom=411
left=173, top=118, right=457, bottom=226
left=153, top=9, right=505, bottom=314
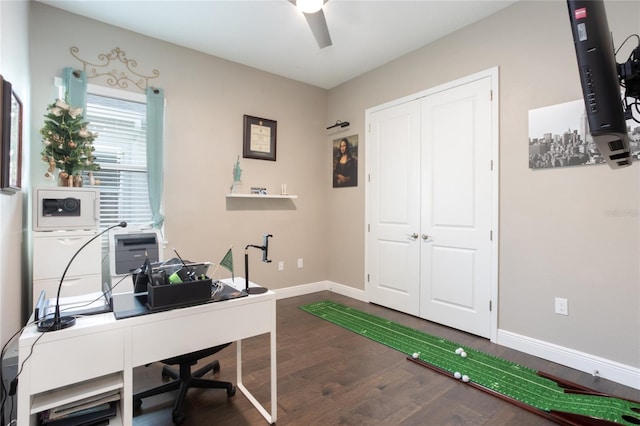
left=272, top=281, right=329, bottom=299
left=498, top=329, right=640, bottom=390
left=273, top=280, right=367, bottom=302
left=326, top=281, right=367, bottom=302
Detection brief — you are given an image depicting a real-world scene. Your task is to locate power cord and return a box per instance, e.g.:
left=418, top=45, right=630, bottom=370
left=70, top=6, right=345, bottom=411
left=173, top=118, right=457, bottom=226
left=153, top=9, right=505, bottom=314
left=1, top=322, right=34, bottom=426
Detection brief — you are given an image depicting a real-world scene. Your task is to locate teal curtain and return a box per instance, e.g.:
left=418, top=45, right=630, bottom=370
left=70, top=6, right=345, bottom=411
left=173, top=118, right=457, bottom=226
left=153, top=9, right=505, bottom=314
left=62, top=67, right=87, bottom=111
left=146, top=87, right=165, bottom=229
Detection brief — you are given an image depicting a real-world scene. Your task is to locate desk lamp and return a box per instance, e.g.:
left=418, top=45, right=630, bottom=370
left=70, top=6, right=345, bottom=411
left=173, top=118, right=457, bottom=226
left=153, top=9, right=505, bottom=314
left=37, top=222, right=127, bottom=332
left=244, top=234, right=272, bottom=295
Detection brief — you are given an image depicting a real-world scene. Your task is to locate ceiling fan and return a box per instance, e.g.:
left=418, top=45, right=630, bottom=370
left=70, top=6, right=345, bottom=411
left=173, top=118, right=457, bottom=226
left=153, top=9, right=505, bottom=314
left=290, top=0, right=332, bottom=49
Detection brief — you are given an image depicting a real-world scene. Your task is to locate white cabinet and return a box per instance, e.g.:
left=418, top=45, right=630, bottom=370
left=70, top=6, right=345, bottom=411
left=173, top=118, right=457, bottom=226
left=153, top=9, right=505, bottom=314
left=32, top=230, right=102, bottom=306
left=19, top=322, right=125, bottom=426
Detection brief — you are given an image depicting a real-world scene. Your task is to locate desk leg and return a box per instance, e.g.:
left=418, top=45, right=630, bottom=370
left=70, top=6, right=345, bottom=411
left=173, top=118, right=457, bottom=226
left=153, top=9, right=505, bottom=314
left=16, top=353, right=34, bottom=426
left=236, top=339, right=242, bottom=388
left=122, top=327, right=133, bottom=426
left=270, top=324, right=278, bottom=423
left=236, top=335, right=277, bottom=424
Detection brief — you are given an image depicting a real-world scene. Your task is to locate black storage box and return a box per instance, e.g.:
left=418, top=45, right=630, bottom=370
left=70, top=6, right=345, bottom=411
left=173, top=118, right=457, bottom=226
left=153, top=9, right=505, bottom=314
left=147, top=278, right=212, bottom=310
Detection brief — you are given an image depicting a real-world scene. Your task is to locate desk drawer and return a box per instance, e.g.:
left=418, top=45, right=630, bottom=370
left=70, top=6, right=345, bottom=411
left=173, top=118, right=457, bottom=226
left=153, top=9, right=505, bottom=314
left=29, top=329, right=124, bottom=394
left=131, top=299, right=275, bottom=366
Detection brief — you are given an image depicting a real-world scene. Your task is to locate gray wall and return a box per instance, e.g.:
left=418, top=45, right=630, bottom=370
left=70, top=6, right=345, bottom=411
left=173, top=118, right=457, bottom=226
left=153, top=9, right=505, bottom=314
left=28, top=2, right=330, bottom=295
left=0, top=0, right=29, bottom=347
left=326, top=0, right=639, bottom=370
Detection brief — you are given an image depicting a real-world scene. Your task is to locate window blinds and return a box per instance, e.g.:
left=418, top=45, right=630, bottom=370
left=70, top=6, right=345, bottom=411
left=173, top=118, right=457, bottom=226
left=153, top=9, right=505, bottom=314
left=85, top=93, right=152, bottom=229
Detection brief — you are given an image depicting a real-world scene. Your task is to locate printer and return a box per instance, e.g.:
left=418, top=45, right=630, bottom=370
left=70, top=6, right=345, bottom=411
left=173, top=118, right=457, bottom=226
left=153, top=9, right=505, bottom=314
left=109, top=228, right=163, bottom=294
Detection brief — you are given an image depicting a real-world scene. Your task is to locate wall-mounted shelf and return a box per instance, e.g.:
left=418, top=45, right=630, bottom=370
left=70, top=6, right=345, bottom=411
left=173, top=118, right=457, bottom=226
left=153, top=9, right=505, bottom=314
left=226, top=194, right=298, bottom=199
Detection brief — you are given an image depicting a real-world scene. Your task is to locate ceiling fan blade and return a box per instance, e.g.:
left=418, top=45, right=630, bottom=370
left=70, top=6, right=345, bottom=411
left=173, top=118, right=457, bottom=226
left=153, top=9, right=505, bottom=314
left=304, top=9, right=332, bottom=49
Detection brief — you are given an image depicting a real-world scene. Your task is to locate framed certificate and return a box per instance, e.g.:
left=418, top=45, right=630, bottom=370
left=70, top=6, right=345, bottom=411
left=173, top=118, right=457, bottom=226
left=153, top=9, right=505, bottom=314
left=243, top=115, right=277, bottom=161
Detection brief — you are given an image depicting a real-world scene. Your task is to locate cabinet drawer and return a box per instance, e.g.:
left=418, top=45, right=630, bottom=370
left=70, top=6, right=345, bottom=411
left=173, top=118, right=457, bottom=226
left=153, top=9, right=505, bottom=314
left=33, top=275, right=102, bottom=306
left=29, top=329, right=124, bottom=394
left=33, top=233, right=101, bottom=280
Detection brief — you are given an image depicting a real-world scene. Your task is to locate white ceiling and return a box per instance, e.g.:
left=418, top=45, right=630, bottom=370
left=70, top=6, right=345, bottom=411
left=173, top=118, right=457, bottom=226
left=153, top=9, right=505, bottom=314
left=37, top=0, right=517, bottom=90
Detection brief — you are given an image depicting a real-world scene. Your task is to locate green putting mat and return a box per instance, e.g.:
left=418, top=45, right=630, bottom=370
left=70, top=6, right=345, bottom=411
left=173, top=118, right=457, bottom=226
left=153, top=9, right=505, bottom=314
left=300, top=300, right=640, bottom=426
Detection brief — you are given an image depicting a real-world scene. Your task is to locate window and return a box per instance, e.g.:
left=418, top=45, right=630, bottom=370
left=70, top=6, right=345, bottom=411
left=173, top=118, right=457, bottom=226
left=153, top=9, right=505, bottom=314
left=84, top=87, right=152, bottom=230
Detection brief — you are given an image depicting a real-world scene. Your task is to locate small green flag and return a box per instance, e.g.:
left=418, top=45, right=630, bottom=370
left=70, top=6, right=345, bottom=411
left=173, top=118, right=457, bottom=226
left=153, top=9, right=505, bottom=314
left=220, top=247, right=234, bottom=280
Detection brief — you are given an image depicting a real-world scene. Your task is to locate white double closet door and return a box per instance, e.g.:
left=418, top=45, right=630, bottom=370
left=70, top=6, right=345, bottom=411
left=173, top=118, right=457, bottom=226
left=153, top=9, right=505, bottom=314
left=366, top=69, right=497, bottom=339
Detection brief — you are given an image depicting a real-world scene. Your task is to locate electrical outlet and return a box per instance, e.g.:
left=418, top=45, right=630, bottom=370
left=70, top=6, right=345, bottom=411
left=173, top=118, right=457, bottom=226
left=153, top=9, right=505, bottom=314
left=297, top=258, right=303, bottom=268
left=278, top=261, right=284, bottom=271
left=555, top=297, right=568, bottom=316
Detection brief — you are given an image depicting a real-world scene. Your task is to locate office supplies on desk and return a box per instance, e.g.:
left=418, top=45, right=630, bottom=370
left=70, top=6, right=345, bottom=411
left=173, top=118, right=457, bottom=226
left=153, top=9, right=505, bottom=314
left=147, top=276, right=212, bottom=309
left=110, top=292, right=148, bottom=319
left=130, top=258, right=217, bottom=309
left=111, top=281, right=247, bottom=319
left=40, top=292, right=111, bottom=320
left=34, top=290, right=47, bottom=321
left=244, top=233, right=272, bottom=294
left=41, top=389, right=120, bottom=423
left=131, top=258, right=210, bottom=290
left=40, top=400, right=117, bottom=425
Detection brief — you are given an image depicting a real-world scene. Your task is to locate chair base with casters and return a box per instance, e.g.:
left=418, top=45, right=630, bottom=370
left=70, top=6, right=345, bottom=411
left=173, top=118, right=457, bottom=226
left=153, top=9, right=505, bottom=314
left=133, top=343, right=236, bottom=424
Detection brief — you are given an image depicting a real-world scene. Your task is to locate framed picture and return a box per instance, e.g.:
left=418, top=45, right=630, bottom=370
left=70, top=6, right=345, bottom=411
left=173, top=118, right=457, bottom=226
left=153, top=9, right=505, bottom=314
left=333, top=134, right=358, bottom=188
left=243, top=115, right=277, bottom=161
left=0, top=76, right=22, bottom=194
left=528, top=99, right=603, bottom=169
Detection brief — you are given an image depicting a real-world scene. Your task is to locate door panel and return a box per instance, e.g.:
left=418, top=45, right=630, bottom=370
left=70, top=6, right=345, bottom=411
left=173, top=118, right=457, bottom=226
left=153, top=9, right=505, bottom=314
left=367, top=101, right=421, bottom=316
left=420, top=76, right=493, bottom=338
left=431, top=246, right=475, bottom=307
left=432, top=100, right=476, bottom=226
left=376, top=240, right=415, bottom=293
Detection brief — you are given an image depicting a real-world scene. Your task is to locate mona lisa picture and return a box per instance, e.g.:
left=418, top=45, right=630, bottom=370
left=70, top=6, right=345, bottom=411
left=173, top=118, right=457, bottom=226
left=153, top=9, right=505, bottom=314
left=333, top=134, right=358, bottom=188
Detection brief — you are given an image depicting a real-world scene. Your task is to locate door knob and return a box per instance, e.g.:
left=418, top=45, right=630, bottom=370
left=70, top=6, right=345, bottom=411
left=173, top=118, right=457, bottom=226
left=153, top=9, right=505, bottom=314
left=422, top=234, right=429, bottom=240
left=406, top=233, right=419, bottom=239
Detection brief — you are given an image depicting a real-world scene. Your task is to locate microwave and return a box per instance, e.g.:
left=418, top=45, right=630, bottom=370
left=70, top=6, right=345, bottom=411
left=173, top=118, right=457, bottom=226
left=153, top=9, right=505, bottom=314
left=33, top=187, right=100, bottom=231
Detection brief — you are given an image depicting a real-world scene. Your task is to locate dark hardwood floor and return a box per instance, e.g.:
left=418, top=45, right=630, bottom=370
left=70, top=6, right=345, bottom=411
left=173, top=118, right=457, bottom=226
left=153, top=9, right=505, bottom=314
left=132, top=291, right=640, bottom=425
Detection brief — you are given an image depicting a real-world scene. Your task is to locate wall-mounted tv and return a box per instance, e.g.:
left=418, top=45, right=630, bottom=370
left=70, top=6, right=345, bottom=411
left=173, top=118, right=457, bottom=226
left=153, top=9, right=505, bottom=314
left=567, top=0, right=635, bottom=169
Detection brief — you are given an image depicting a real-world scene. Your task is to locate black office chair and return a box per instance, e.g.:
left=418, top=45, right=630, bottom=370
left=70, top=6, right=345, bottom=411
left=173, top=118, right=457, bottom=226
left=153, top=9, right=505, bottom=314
left=133, top=343, right=236, bottom=424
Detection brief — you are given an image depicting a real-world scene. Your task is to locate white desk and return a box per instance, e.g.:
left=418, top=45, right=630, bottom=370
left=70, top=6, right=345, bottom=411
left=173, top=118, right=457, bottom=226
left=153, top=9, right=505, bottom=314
left=17, top=279, right=277, bottom=425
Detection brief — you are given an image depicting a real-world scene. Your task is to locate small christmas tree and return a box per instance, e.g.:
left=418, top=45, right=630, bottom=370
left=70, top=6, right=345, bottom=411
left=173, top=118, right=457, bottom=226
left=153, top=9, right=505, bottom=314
left=40, top=98, right=99, bottom=182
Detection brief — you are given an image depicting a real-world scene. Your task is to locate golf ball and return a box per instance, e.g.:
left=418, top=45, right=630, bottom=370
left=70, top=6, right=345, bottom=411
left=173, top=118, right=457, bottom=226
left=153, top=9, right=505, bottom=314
left=461, top=351, right=467, bottom=358
left=462, top=375, right=470, bottom=383
left=455, top=347, right=463, bottom=354
left=412, top=352, right=420, bottom=359
left=454, top=372, right=462, bottom=379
